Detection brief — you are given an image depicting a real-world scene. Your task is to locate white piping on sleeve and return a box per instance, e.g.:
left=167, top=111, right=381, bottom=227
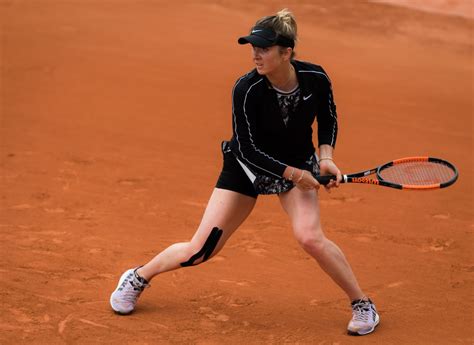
left=327, top=88, right=337, bottom=147
left=232, top=77, right=286, bottom=178
left=300, top=69, right=337, bottom=147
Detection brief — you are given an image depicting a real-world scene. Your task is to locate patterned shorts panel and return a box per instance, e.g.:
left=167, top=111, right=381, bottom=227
left=249, top=154, right=320, bottom=195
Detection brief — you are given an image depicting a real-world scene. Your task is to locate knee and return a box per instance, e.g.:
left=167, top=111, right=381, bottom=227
left=299, top=236, right=326, bottom=255
left=182, top=243, right=205, bottom=264
left=294, top=226, right=327, bottom=255
left=180, top=227, right=224, bottom=267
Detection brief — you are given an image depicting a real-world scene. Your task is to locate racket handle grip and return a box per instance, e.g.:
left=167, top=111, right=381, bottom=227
left=315, top=175, right=338, bottom=185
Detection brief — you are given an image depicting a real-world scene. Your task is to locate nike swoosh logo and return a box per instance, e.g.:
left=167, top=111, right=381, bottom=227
left=303, top=94, right=312, bottom=101
left=251, top=30, right=263, bottom=34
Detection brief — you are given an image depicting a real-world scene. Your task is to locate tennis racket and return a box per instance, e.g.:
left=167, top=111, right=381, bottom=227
left=315, top=157, right=458, bottom=190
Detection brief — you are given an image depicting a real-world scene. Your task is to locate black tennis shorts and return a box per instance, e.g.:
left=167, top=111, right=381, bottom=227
left=216, top=141, right=320, bottom=198
left=215, top=142, right=259, bottom=198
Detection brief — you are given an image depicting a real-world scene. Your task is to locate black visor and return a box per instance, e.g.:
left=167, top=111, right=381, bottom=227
left=238, top=26, right=294, bottom=48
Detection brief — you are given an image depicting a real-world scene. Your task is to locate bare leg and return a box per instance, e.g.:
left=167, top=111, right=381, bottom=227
left=278, top=187, right=365, bottom=301
left=138, top=188, right=256, bottom=281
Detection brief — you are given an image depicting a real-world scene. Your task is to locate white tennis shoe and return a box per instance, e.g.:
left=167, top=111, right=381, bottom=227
left=110, top=267, right=149, bottom=315
left=347, top=298, right=380, bottom=336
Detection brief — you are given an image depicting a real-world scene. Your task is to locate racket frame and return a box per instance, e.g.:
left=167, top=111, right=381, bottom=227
left=317, top=156, right=458, bottom=190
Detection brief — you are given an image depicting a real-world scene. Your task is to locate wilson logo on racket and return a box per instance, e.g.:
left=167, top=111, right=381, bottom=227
left=352, top=177, right=380, bottom=185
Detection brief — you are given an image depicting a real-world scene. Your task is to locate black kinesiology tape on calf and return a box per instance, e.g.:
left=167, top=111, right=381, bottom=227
left=180, top=227, right=224, bottom=267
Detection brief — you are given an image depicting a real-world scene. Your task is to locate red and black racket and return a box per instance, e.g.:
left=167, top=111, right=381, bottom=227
left=316, top=157, right=458, bottom=190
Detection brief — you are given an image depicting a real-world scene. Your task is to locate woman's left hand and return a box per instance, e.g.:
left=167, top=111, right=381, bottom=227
left=319, top=159, right=342, bottom=192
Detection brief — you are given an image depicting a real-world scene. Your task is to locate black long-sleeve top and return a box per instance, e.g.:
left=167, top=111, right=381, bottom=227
left=229, top=60, right=338, bottom=178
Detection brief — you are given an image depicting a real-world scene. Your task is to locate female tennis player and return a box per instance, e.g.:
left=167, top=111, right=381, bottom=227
left=110, top=9, right=379, bottom=336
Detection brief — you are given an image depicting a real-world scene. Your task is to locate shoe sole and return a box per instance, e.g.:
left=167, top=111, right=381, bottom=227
left=347, top=313, right=380, bottom=336
left=110, top=269, right=135, bottom=315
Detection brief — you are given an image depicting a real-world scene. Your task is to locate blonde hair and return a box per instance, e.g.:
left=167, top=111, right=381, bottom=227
left=255, top=9, right=297, bottom=58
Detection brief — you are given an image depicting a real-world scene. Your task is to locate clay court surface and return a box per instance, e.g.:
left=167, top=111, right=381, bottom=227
left=1, top=1, right=473, bottom=344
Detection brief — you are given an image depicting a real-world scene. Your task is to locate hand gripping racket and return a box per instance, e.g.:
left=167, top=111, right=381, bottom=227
left=315, top=157, right=458, bottom=190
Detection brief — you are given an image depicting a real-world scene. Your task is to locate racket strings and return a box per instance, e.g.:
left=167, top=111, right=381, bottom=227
left=378, top=161, right=455, bottom=186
